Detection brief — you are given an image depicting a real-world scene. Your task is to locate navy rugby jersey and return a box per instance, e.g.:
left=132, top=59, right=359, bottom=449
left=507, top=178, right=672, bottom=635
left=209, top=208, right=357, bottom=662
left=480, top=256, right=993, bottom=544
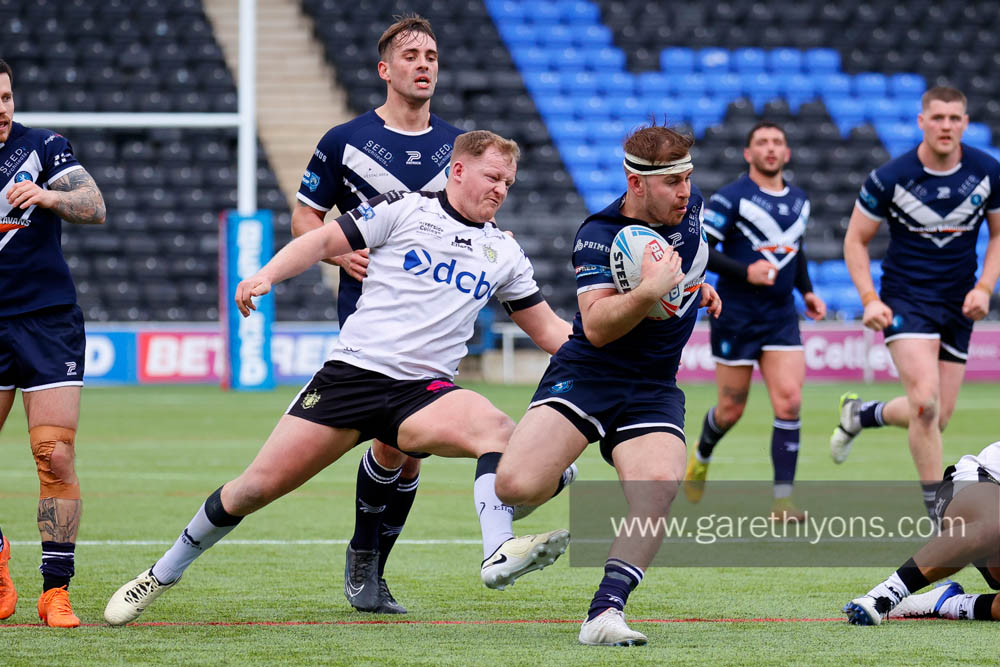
left=704, top=174, right=809, bottom=315
left=554, top=186, right=709, bottom=380
left=296, top=110, right=462, bottom=321
left=0, top=122, right=84, bottom=317
left=856, top=144, right=1000, bottom=301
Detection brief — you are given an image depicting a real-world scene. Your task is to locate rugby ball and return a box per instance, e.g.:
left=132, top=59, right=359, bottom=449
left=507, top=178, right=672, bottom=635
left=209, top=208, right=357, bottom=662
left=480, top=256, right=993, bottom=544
left=610, top=225, right=684, bottom=320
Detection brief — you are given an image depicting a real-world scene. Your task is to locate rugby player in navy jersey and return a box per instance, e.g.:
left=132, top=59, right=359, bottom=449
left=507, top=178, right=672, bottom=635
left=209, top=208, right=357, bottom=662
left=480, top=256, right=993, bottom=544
left=0, top=59, right=106, bottom=627
left=495, top=124, right=722, bottom=646
left=104, top=131, right=575, bottom=626
left=831, top=87, right=1000, bottom=520
left=291, top=15, right=463, bottom=614
left=682, top=122, right=826, bottom=522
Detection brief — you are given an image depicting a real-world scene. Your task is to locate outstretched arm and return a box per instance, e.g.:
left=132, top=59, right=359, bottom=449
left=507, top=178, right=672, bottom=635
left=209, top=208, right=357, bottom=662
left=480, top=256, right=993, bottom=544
left=235, top=222, right=354, bottom=316
left=508, top=301, right=572, bottom=355
left=7, top=169, right=106, bottom=225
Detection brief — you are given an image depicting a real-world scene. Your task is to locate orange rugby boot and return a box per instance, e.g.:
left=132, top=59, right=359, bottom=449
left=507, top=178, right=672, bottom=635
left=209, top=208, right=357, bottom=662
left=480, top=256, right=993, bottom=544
left=0, top=537, right=16, bottom=619
left=38, top=585, right=81, bottom=628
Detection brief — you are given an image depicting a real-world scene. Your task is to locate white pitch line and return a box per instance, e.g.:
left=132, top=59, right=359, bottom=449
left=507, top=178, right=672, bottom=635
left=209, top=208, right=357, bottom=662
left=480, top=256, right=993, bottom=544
left=10, top=539, right=480, bottom=546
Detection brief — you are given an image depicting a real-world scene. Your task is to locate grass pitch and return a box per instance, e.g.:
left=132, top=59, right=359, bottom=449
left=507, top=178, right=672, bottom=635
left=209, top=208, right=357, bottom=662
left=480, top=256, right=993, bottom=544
left=1, top=381, right=998, bottom=664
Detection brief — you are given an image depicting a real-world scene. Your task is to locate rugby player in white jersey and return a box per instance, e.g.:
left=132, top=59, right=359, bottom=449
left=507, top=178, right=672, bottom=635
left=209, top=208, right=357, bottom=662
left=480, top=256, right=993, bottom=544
left=103, top=130, right=573, bottom=625
left=832, top=86, right=1000, bottom=520
left=845, top=440, right=1000, bottom=625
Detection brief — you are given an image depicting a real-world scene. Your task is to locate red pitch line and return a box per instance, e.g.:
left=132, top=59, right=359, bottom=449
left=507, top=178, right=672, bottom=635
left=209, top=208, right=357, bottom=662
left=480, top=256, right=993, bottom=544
left=3, top=617, right=939, bottom=629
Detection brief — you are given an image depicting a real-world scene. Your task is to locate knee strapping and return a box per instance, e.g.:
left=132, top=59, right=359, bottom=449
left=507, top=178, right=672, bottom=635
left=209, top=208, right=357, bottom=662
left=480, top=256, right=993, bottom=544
left=30, top=425, right=80, bottom=500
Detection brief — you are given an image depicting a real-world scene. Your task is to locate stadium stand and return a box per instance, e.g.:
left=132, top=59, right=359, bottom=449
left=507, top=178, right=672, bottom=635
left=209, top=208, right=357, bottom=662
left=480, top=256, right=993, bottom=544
left=4, top=0, right=999, bottom=322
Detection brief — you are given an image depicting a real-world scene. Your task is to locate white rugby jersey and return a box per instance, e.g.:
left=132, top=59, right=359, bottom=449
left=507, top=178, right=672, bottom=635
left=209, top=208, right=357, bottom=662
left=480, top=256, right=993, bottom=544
left=951, top=441, right=1000, bottom=482
left=329, top=189, right=541, bottom=380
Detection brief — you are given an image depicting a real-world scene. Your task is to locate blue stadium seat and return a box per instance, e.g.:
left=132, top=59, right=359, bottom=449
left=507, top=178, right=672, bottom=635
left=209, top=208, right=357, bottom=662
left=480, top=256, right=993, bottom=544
left=573, top=24, right=612, bottom=47
left=636, top=72, right=671, bottom=97
left=568, top=71, right=599, bottom=93
left=535, top=95, right=576, bottom=121
left=547, top=118, right=588, bottom=141
left=503, top=23, right=540, bottom=47
left=964, top=123, right=992, bottom=147
left=596, top=71, right=636, bottom=96
left=889, top=73, right=926, bottom=99
left=817, top=72, right=851, bottom=98
left=819, top=260, right=851, bottom=285
left=524, top=2, right=562, bottom=24
left=544, top=25, right=576, bottom=48
left=521, top=70, right=562, bottom=96
left=704, top=72, right=742, bottom=99
left=854, top=72, right=888, bottom=98
left=732, top=48, right=766, bottom=74
left=563, top=0, right=601, bottom=24
left=675, top=73, right=707, bottom=97
left=698, top=47, right=730, bottom=72
left=804, top=48, right=840, bottom=73
left=825, top=97, right=865, bottom=135
left=660, top=47, right=695, bottom=73
left=511, top=46, right=551, bottom=73
left=562, top=142, right=601, bottom=169
left=746, top=72, right=780, bottom=111
left=874, top=121, right=921, bottom=147
left=778, top=73, right=817, bottom=110
left=768, top=48, right=802, bottom=73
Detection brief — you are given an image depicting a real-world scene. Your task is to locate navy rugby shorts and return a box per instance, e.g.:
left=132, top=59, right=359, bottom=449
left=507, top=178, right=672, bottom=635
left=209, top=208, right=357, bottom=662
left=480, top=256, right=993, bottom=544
left=709, top=310, right=801, bottom=365
left=882, top=294, right=973, bottom=363
left=0, top=305, right=86, bottom=391
left=528, top=356, right=686, bottom=465
left=286, top=360, right=462, bottom=456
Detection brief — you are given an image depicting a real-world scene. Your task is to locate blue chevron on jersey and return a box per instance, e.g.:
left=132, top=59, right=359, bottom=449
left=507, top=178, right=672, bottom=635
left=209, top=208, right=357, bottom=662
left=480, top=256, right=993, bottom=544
left=704, top=174, right=809, bottom=313
left=856, top=144, right=1000, bottom=301
left=0, top=122, right=84, bottom=317
left=556, top=186, right=708, bottom=380
left=296, top=110, right=462, bottom=215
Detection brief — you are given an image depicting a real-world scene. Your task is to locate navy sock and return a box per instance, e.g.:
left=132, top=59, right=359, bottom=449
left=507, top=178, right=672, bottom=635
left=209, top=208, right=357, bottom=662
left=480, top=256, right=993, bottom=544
left=696, top=408, right=728, bottom=460
left=378, top=474, right=419, bottom=576
left=40, top=541, right=75, bottom=591
left=921, top=482, right=940, bottom=522
left=587, top=558, right=643, bottom=621
left=351, top=447, right=401, bottom=552
left=771, top=418, right=801, bottom=486
left=859, top=401, right=885, bottom=428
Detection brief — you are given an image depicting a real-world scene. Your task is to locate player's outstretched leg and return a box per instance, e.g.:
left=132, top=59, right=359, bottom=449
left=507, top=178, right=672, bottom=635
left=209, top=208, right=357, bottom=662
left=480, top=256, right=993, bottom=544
left=0, top=533, right=17, bottom=620
left=889, top=580, right=964, bottom=618
left=844, top=557, right=934, bottom=626
left=476, top=452, right=569, bottom=590
left=105, top=486, right=244, bottom=625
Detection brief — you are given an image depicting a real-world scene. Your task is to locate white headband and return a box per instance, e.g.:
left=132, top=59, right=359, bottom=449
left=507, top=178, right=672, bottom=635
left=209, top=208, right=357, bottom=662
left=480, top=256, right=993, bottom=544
left=623, top=152, right=693, bottom=175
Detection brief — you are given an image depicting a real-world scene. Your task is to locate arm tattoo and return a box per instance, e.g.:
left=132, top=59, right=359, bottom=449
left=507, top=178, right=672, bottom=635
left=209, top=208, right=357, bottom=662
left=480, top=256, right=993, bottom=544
left=37, top=498, right=82, bottom=543
left=48, top=169, right=107, bottom=225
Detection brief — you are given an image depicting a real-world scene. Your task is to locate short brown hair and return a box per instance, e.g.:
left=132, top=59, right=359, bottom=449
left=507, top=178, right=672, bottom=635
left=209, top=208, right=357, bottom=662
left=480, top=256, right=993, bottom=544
left=922, top=86, right=966, bottom=111
left=0, top=59, right=12, bottom=85
left=377, top=14, right=436, bottom=59
left=451, top=130, right=520, bottom=165
left=624, top=123, right=694, bottom=165
left=746, top=121, right=786, bottom=146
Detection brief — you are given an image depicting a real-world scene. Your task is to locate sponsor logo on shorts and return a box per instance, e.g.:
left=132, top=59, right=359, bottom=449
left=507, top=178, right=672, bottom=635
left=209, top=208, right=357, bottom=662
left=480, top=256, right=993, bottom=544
left=426, top=380, right=454, bottom=392
left=549, top=380, right=573, bottom=394
left=301, top=390, right=321, bottom=409
left=65, top=362, right=77, bottom=376
left=890, top=314, right=903, bottom=331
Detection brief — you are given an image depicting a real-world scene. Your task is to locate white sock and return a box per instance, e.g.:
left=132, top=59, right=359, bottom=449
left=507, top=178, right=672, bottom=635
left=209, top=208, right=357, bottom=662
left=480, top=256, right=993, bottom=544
left=939, top=594, right=979, bottom=620
left=152, top=504, right=239, bottom=583
left=474, top=472, right=513, bottom=559
left=866, top=572, right=910, bottom=606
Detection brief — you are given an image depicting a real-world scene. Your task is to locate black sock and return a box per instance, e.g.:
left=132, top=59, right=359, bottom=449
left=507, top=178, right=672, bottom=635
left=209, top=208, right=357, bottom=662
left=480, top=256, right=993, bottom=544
left=696, top=408, right=727, bottom=460
left=895, top=557, right=931, bottom=594
left=974, top=593, right=998, bottom=620
left=351, top=447, right=401, bottom=552
left=378, top=475, right=418, bottom=576
left=41, top=541, right=75, bottom=591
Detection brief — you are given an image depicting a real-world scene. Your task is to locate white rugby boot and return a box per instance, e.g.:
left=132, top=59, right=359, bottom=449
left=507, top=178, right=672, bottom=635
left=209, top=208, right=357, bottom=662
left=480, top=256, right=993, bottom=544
left=579, top=608, right=648, bottom=646
left=481, top=529, right=570, bottom=590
